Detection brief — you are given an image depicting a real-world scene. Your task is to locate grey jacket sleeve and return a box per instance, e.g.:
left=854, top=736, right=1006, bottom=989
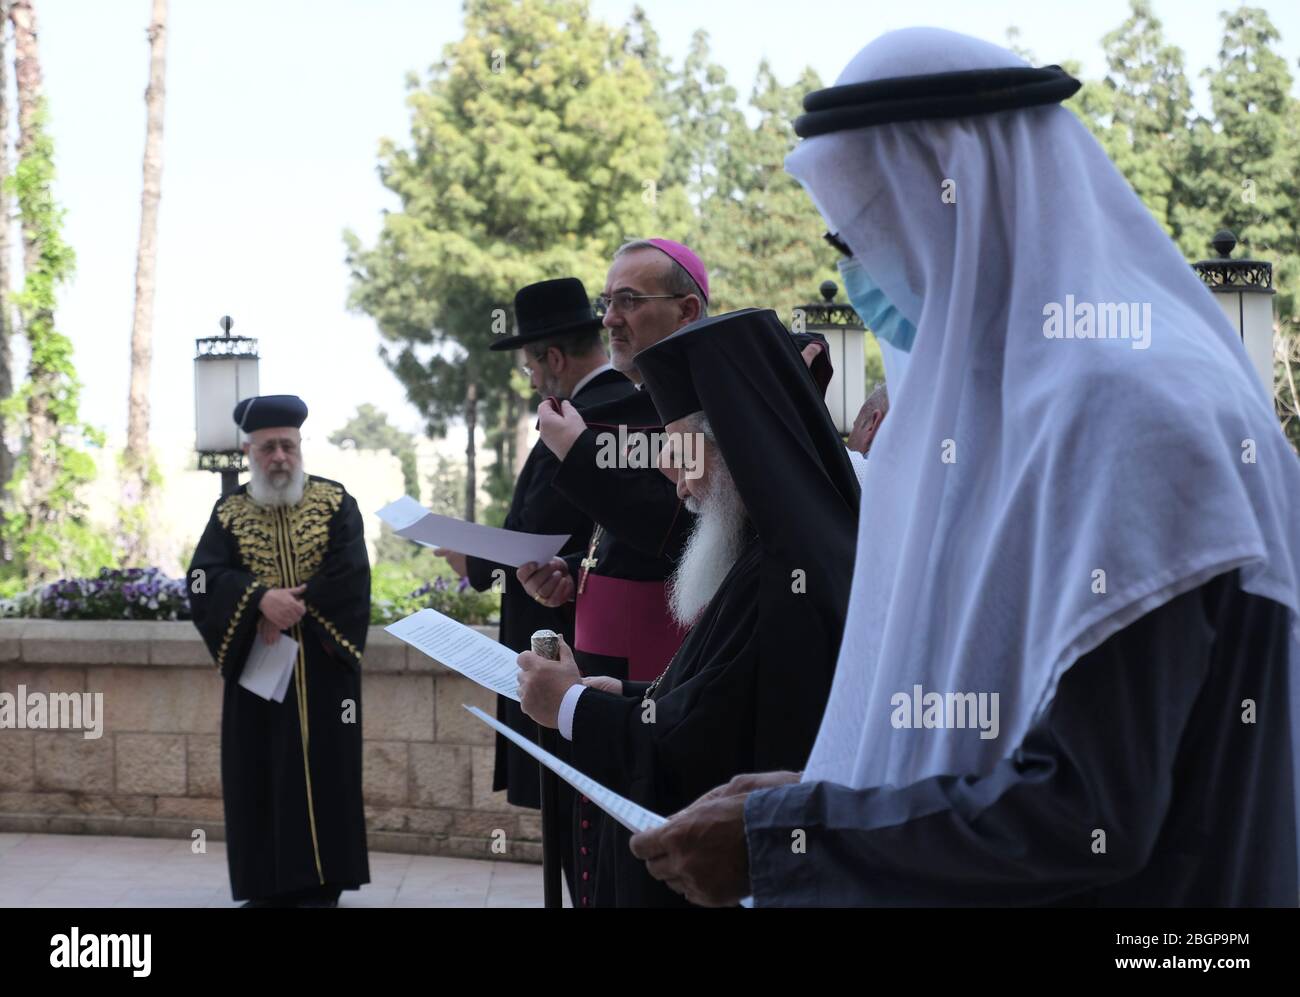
left=743, top=580, right=1217, bottom=907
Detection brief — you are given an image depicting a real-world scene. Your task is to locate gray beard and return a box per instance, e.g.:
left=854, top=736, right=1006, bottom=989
left=248, top=461, right=306, bottom=507
left=668, top=463, right=747, bottom=628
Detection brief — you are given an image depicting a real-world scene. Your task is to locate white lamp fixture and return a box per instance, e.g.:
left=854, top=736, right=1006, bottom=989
left=1192, top=229, right=1276, bottom=400
left=194, top=315, right=260, bottom=495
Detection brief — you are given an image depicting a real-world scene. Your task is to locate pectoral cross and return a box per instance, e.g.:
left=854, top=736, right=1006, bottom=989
left=577, top=525, right=604, bottom=595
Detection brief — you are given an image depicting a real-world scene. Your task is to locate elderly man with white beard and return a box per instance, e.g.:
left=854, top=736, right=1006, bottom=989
left=188, top=394, right=371, bottom=908
left=516, top=309, right=860, bottom=907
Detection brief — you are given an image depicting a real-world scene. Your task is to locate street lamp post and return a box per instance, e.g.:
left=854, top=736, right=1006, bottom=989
left=194, top=316, right=259, bottom=496
left=1192, top=229, right=1276, bottom=400
left=795, top=280, right=866, bottom=435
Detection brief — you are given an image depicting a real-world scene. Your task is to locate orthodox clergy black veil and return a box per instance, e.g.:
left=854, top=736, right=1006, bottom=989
left=568, top=309, right=859, bottom=906
left=634, top=307, right=861, bottom=770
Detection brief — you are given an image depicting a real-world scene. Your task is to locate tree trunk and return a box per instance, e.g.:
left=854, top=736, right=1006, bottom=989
left=513, top=387, right=531, bottom=479
left=121, top=0, right=168, bottom=566
left=496, top=395, right=509, bottom=486
left=10, top=3, right=38, bottom=270
left=10, top=0, right=56, bottom=583
left=463, top=377, right=477, bottom=523
left=0, top=3, right=13, bottom=499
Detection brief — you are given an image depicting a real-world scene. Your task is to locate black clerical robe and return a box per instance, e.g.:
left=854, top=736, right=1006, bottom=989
left=550, top=386, right=694, bottom=684
left=561, top=309, right=860, bottom=908
left=745, top=570, right=1298, bottom=907
left=569, top=530, right=846, bottom=907
left=464, top=366, right=634, bottom=809
left=188, top=475, right=371, bottom=902
left=546, top=385, right=696, bottom=904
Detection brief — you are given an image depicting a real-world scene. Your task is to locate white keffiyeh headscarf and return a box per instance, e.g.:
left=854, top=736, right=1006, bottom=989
left=786, top=29, right=1300, bottom=850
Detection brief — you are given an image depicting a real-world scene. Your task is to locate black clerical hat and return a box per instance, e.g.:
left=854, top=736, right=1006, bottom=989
left=635, top=305, right=859, bottom=608
left=635, top=308, right=775, bottom=424
left=489, top=277, right=604, bottom=351
left=793, top=65, right=1081, bottom=138
left=232, top=394, right=308, bottom=432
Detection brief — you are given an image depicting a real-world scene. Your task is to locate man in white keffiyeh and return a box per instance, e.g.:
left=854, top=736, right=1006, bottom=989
left=630, top=26, right=1300, bottom=908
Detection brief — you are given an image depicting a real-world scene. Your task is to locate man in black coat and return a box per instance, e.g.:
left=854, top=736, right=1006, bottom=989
left=516, top=240, right=708, bottom=904
left=189, top=395, right=371, bottom=908
left=434, top=278, right=632, bottom=898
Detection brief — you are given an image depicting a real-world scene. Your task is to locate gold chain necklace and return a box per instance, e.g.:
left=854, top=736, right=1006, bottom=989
left=641, top=645, right=682, bottom=701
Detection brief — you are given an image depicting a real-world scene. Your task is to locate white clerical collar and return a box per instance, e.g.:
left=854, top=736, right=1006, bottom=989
left=570, top=363, right=613, bottom=398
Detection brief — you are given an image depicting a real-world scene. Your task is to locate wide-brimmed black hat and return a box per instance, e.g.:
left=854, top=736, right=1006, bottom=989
left=489, top=277, right=604, bottom=351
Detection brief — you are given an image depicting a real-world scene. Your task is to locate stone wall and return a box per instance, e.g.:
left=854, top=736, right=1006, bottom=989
left=0, top=620, right=540, bottom=862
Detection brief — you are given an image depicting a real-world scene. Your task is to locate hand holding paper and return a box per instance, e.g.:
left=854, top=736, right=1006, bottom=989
left=377, top=496, right=570, bottom=568
left=386, top=609, right=521, bottom=702
left=465, top=705, right=666, bottom=834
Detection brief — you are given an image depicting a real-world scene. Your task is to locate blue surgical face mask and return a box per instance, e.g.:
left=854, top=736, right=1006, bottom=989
left=877, top=334, right=910, bottom=391
left=838, top=256, right=917, bottom=353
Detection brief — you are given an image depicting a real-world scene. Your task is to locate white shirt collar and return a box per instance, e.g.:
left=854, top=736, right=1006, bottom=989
left=570, top=362, right=614, bottom=398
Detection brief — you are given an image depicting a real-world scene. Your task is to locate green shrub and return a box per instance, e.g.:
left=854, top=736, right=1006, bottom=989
left=369, top=558, right=498, bottom=626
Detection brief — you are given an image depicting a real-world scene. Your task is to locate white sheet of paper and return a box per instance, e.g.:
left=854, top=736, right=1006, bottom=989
left=464, top=705, right=668, bottom=835
left=239, top=635, right=298, bottom=703
left=376, top=496, right=570, bottom=568
left=385, top=609, right=521, bottom=702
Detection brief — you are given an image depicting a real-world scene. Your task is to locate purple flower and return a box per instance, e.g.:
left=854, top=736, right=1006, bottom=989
left=457, top=576, right=469, bottom=594
left=35, top=568, right=192, bottom=620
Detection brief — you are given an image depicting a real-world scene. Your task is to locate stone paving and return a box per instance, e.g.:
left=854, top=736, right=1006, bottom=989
left=0, top=832, right=549, bottom=907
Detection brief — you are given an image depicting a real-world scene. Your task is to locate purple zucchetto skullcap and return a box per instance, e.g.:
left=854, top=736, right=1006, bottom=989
left=645, top=238, right=709, bottom=304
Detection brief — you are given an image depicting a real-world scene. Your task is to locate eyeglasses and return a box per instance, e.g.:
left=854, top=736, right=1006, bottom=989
left=520, top=349, right=550, bottom=377
left=597, top=291, right=687, bottom=315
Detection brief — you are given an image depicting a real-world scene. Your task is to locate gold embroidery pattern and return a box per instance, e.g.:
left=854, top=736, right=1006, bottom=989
left=286, top=480, right=342, bottom=579
left=289, top=619, right=324, bottom=885
left=272, top=493, right=328, bottom=886
left=216, top=581, right=259, bottom=671
left=307, top=604, right=363, bottom=665
left=215, top=478, right=343, bottom=587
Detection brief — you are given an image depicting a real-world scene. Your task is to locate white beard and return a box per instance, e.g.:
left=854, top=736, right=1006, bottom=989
left=668, top=462, right=748, bottom=628
left=248, top=461, right=306, bottom=508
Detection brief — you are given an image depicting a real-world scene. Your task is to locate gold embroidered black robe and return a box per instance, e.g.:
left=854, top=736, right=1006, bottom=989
left=188, top=474, right=371, bottom=902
